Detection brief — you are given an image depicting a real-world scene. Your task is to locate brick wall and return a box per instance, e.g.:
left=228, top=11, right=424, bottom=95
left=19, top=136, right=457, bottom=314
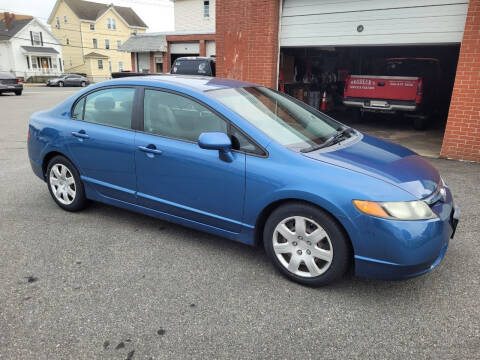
left=441, top=0, right=480, bottom=162
left=216, top=0, right=280, bottom=88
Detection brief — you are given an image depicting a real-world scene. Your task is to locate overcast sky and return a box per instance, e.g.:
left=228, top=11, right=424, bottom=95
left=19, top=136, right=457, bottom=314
left=0, top=0, right=174, bottom=32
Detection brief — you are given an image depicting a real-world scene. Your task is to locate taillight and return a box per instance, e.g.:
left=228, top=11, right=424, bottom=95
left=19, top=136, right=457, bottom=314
left=415, top=78, right=423, bottom=104
left=17, top=78, right=22, bottom=84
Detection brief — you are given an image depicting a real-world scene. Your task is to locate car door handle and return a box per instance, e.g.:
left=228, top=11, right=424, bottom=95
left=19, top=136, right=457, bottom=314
left=71, top=131, right=89, bottom=139
left=138, top=145, right=162, bottom=155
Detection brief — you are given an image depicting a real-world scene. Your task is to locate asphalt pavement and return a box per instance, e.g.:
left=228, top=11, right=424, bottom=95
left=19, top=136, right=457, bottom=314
left=1, top=87, right=479, bottom=359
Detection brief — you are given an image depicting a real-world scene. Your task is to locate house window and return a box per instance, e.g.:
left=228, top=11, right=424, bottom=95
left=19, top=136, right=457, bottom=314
left=55, top=16, right=60, bottom=28
left=32, top=32, right=41, bottom=46
left=66, top=38, right=69, bottom=45
left=132, top=29, right=137, bottom=35
left=109, top=61, right=112, bottom=72
left=92, top=38, right=98, bottom=49
left=117, top=40, right=122, bottom=48
left=98, top=59, right=103, bottom=69
left=63, top=15, right=67, bottom=23
left=90, top=24, right=95, bottom=31
left=203, top=1, right=210, bottom=18
left=105, top=39, right=110, bottom=49
left=107, top=18, right=116, bottom=30
left=69, top=59, right=72, bottom=66
left=118, top=61, right=123, bottom=71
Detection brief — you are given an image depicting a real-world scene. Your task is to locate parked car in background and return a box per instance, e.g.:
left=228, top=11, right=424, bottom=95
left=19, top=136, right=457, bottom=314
left=343, top=58, right=442, bottom=130
left=171, top=57, right=216, bottom=76
left=0, top=73, right=23, bottom=96
left=28, top=75, right=459, bottom=286
left=47, top=74, right=90, bottom=87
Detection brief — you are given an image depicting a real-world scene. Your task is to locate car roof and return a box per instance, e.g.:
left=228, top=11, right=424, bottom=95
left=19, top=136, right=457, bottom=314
left=98, top=74, right=254, bottom=93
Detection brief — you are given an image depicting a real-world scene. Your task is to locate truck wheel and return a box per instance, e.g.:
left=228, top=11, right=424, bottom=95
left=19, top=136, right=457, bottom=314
left=413, top=117, right=428, bottom=131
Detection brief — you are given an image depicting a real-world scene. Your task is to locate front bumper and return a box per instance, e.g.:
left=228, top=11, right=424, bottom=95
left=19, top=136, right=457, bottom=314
left=353, top=188, right=458, bottom=280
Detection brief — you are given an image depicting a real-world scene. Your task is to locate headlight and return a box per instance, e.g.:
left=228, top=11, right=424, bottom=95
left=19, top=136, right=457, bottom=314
left=353, top=200, right=437, bottom=220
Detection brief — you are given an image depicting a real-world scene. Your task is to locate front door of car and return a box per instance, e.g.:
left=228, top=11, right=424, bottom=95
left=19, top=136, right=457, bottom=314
left=64, top=75, right=74, bottom=86
left=134, top=88, right=246, bottom=233
left=64, top=86, right=138, bottom=203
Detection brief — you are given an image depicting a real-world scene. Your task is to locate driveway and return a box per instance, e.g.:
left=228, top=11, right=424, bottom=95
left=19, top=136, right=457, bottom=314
left=1, top=87, right=479, bottom=359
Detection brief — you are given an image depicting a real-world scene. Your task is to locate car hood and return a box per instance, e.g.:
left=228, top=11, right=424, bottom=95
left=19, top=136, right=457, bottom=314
left=304, top=133, right=440, bottom=199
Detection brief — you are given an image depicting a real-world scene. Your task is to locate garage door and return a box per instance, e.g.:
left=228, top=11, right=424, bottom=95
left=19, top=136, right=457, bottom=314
left=170, top=42, right=200, bottom=54
left=280, top=0, right=469, bottom=47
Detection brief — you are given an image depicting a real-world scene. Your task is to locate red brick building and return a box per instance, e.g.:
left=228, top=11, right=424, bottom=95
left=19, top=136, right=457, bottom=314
left=215, top=0, right=480, bottom=163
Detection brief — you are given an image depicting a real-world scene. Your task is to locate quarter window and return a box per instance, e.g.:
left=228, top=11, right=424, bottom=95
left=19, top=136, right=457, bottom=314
left=230, top=126, right=265, bottom=155
left=143, top=89, right=227, bottom=142
left=74, top=88, right=135, bottom=130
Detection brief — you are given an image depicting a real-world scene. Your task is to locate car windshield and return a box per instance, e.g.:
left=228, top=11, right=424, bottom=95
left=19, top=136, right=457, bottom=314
left=209, top=86, right=341, bottom=151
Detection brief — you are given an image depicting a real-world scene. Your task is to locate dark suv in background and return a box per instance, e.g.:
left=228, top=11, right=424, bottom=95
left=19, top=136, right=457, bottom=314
left=171, top=57, right=216, bottom=77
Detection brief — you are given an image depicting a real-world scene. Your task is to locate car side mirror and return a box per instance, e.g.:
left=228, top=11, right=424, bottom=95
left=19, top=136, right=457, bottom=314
left=198, top=132, right=233, bottom=162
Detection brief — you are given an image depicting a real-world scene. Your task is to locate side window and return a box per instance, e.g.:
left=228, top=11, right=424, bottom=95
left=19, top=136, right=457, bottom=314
left=144, top=89, right=227, bottom=142
left=171, top=60, right=193, bottom=74
left=74, top=88, right=135, bottom=130
left=230, top=126, right=265, bottom=156
left=72, top=97, right=85, bottom=119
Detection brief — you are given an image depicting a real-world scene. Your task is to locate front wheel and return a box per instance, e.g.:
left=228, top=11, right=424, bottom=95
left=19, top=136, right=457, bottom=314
left=46, top=156, right=87, bottom=211
left=58, top=81, right=64, bottom=87
left=263, top=203, right=351, bottom=286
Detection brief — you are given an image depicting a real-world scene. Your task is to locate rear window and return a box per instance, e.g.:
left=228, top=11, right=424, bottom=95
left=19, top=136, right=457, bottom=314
left=171, top=59, right=212, bottom=76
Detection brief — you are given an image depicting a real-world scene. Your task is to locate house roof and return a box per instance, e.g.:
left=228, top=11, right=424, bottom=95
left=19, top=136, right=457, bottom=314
left=62, top=0, right=147, bottom=28
left=0, top=18, right=32, bottom=41
left=84, top=51, right=109, bottom=58
left=21, top=46, right=59, bottom=54
left=119, top=33, right=167, bottom=52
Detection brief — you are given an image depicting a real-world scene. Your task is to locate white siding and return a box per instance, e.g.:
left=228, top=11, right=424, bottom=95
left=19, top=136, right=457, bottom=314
left=280, top=0, right=469, bottom=47
left=174, top=0, right=215, bottom=32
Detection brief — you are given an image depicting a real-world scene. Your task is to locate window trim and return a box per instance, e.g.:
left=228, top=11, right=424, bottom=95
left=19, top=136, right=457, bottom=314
left=139, top=86, right=268, bottom=158
left=70, top=85, right=140, bottom=133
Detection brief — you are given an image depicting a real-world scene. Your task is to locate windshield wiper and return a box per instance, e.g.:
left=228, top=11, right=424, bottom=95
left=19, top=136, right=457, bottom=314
left=300, top=128, right=353, bottom=153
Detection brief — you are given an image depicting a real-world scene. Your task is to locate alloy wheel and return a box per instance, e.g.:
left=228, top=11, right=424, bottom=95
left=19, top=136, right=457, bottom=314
left=272, top=216, right=333, bottom=278
left=49, top=164, right=76, bottom=205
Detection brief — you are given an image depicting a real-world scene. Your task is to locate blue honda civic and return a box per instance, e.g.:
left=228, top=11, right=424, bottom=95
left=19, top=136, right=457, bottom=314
left=28, top=76, right=459, bottom=286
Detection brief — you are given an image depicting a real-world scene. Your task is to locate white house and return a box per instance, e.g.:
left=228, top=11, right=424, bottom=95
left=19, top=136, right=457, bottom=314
left=0, top=13, right=63, bottom=81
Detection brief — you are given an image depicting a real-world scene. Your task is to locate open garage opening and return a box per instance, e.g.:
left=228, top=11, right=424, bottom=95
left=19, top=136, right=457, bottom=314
left=279, top=44, right=461, bottom=157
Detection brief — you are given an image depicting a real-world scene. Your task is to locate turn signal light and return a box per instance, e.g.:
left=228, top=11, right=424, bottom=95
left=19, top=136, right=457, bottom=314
left=353, top=200, right=389, bottom=218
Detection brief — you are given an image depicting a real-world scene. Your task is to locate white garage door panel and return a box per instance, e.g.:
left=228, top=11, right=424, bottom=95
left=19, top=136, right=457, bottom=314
left=282, top=0, right=468, bottom=17
left=280, top=0, right=468, bottom=46
left=170, top=42, right=200, bottom=54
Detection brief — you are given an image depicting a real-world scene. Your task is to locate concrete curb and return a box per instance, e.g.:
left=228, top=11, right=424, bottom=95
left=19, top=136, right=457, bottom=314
left=23, top=83, right=46, bottom=87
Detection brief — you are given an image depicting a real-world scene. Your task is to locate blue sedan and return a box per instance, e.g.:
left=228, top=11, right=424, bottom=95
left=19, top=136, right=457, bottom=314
left=27, top=76, right=459, bottom=286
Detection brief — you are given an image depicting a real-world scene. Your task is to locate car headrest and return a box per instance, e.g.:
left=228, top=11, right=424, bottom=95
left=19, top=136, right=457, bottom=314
left=95, top=96, right=115, bottom=111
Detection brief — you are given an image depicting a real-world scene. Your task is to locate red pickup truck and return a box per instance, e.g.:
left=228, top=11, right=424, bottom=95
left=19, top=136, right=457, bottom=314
left=343, top=58, right=441, bottom=130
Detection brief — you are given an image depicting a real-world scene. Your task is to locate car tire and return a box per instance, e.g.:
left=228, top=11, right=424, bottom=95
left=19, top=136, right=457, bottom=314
left=263, top=202, right=351, bottom=286
left=81, top=81, right=86, bottom=87
left=14, top=90, right=22, bottom=96
left=46, top=156, right=88, bottom=212
left=58, top=81, right=64, bottom=87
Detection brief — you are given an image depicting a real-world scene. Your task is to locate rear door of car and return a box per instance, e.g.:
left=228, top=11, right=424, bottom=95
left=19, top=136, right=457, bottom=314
left=64, top=86, right=139, bottom=202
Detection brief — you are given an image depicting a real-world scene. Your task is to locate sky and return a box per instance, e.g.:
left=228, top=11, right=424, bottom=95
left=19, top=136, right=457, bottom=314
left=0, top=0, right=174, bottom=32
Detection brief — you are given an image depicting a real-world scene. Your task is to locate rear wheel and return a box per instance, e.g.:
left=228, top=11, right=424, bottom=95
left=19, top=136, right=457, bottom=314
left=81, top=81, right=86, bottom=87
left=263, top=202, right=350, bottom=286
left=46, top=156, right=87, bottom=212
left=14, top=90, right=22, bottom=96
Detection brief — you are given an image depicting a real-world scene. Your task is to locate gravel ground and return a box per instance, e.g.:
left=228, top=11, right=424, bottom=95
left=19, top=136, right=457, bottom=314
left=1, top=87, right=479, bottom=359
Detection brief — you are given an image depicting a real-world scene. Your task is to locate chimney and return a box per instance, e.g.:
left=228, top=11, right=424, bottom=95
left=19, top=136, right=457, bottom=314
left=4, top=12, right=15, bottom=28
